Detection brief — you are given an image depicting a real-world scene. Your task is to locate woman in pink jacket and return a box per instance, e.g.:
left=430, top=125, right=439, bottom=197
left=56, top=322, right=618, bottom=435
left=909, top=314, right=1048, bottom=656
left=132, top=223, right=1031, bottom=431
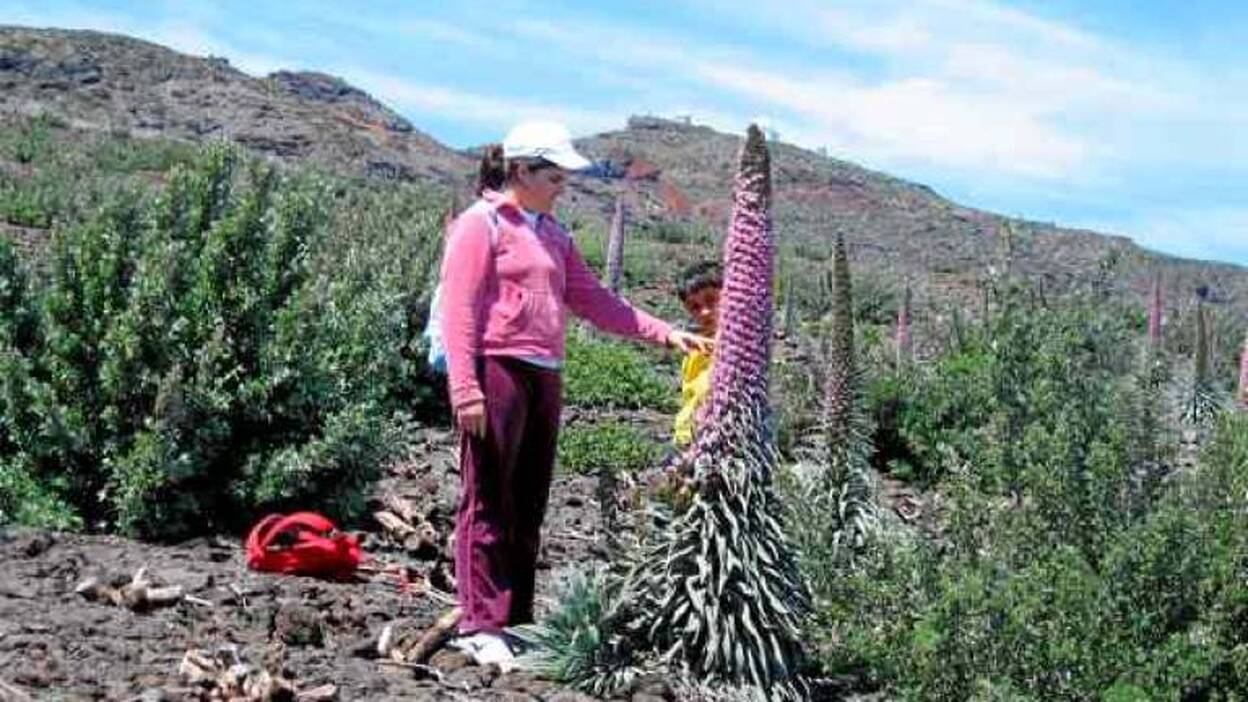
left=439, top=121, right=710, bottom=666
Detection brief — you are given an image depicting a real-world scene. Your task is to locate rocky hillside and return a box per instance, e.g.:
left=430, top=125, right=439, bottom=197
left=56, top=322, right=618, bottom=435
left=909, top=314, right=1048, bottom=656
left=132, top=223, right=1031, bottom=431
left=570, top=117, right=1247, bottom=315
left=2, top=25, right=1245, bottom=317
left=0, top=26, right=472, bottom=182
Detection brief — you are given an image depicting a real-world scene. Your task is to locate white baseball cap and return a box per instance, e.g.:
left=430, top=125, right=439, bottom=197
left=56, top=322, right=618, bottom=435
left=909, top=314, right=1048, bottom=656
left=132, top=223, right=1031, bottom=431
left=502, top=120, right=591, bottom=171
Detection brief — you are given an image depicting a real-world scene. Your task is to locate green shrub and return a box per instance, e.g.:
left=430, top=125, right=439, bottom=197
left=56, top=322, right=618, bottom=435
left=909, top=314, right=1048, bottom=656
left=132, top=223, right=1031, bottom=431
left=0, top=179, right=58, bottom=228
left=868, top=347, right=995, bottom=486
left=92, top=136, right=198, bottom=174
left=564, top=332, right=674, bottom=411
left=808, top=289, right=1248, bottom=700
left=640, top=220, right=716, bottom=246
left=557, top=421, right=663, bottom=476
left=7, top=115, right=51, bottom=165
left=0, top=144, right=443, bottom=538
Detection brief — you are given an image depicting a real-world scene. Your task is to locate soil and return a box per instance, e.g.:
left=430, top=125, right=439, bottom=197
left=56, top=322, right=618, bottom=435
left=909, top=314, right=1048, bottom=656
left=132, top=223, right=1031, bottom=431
left=0, top=426, right=622, bottom=701
left=0, top=420, right=887, bottom=701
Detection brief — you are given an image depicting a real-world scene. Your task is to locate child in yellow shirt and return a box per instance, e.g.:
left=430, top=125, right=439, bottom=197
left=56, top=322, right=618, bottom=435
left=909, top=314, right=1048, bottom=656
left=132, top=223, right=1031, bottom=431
left=672, top=261, right=721, bottom=446
left=630, top=262, right=721, bottom=507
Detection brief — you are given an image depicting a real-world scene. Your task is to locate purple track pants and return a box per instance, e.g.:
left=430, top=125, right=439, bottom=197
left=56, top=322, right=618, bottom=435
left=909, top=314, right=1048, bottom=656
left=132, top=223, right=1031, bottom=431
left=454, top=356, right=562, bottom=634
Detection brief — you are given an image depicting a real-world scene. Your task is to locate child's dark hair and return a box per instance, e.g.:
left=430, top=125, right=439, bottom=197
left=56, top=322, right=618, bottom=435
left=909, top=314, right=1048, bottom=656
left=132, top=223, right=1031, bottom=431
left=477, top=144, right=506, bottom=195
left=676, top=261, right=723, bottom=300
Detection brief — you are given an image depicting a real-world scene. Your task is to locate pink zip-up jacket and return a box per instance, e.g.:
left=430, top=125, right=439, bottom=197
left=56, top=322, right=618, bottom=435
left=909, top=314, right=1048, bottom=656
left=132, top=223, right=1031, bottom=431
left=439, top=191, right=673, bottom=410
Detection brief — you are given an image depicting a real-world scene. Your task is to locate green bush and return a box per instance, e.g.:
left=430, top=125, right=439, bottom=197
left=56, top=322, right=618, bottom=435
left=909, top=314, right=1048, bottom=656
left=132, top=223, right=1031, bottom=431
left=640, top=220, right=716, bottom=246
left=557, top=421, right=663, bottom=476
left=564, top=332, right=674, bottom=411
left=811, top=288, right=1248, bottom=700
left=0, top=145, right=444, bottom=538
left=6, top=114, right=52, bottom=165
left=92, top=136, right=197, bottom=174
left=0, top=178, right=59, bottom=228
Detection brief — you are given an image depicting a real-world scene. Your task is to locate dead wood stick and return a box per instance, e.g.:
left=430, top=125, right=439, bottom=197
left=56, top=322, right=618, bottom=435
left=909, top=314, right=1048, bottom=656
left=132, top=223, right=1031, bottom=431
left=0, top=678, right=33, bottom=702
left=383, top=493, right=420, bottom=524
left=296, top=683, right=339, bottom=701
left=374, top=511, right=416, bottom=538
left=401, top=606, right=462, bottom=663
left=377, top=659, right=443, bottom=679
left=424, top=588, right=458, bottom=607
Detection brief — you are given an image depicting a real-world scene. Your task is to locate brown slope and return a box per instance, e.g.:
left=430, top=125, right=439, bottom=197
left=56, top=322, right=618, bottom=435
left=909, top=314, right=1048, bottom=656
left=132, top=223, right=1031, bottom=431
left=2, top=26, right=1243, bottom=319
left=570, top=116, right=1248, bottom=317
left=0, top=26, right=472, bottom=184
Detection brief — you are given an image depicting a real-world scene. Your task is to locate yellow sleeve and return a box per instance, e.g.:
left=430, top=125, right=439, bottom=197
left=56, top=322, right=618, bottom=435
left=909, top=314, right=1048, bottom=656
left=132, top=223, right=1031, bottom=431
left=673, top=351, right=713, bottom=446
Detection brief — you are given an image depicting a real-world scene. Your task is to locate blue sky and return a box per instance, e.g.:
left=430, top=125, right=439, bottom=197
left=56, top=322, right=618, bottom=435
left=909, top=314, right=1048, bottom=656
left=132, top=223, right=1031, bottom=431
left=7, top=0, right=1247, bottom=266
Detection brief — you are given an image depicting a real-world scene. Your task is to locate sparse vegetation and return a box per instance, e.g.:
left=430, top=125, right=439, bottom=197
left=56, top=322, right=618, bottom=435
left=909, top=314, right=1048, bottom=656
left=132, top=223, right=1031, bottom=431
left=3, top=29, right=1248, bottom=702
left=563, top=331, right=675, bottom=411
left=557, top=421, right=663, bottom=476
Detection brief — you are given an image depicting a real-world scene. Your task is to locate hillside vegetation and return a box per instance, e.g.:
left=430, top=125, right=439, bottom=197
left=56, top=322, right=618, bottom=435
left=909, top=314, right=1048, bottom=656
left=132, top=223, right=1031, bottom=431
left=2, top=25, right=1248, bottom=701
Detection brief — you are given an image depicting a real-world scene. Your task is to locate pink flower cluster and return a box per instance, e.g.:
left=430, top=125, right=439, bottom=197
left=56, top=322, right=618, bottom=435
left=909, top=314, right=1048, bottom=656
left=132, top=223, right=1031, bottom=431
left=705, top=125, right=774, bottom=423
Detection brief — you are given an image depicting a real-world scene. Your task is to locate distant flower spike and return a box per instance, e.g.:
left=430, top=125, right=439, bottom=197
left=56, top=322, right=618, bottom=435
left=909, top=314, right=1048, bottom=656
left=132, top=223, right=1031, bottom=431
left=823, top=234, right=855, bottom=449
left=605, top=197, right=626, bottom=293
left=1195, top=299, right=1209, bottom=388
left=781, top=273, right=796, bottom=339
left=1238, top=328, right=1248, bottom=410
left=1184, top=296, right=1221, bottom=424
left=788, top=233, right=877, bottom=585
left=896, top=280, right=913, bottom=365
left=1147, top=273, right=1163, bottom=348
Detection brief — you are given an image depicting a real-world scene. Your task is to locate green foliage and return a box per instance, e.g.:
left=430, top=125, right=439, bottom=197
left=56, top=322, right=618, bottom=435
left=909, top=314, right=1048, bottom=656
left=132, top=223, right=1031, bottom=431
left=868, top=347, right=995, bottom=486
left=810, top=286, right=1248, bottom=700
left=564, top=332, right=675, bottom=411
left=557, top=421, right=663, bottom=476
left=641, top=219, right=717, bottom=246
left=570, top=218, right=674, bottom=293
left=4, top=114, right=52, bottom=165
left=91, top=136, right=197, bottom=173
left=513, top=569, right=643, bottom=696
left=0, top=174, right=62, bottom=228
left=0, top=144, right=443, bottom=537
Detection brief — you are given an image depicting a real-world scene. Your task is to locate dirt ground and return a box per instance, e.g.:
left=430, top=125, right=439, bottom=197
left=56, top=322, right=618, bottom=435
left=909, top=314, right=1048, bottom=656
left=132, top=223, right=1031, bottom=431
left=0, top=426, right=626, bottom=701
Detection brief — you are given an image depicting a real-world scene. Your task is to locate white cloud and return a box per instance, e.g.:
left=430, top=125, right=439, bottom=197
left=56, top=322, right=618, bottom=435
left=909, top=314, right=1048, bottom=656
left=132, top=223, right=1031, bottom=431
left=691, top=61, right=1087, bottom=178
left=336, top=68, right=624, bottom=138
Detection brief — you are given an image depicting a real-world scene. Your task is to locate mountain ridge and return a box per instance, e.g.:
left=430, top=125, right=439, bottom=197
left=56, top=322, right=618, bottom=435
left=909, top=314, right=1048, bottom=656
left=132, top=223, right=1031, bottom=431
left=1, top=24, right=1244, bottom=316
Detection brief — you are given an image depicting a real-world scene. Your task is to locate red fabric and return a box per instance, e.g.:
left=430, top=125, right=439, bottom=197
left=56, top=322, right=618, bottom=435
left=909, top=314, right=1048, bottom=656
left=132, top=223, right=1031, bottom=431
left=245, top=512, right=362, bottom=579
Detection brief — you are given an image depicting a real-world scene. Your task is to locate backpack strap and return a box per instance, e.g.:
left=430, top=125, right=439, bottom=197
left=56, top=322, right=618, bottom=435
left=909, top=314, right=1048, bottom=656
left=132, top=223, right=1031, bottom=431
left=468, top=199, right=501, bottom=251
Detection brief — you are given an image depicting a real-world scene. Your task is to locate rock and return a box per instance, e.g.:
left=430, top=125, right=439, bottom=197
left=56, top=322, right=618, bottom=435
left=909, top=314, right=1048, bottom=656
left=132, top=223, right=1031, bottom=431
left=495, top=673, right=555, bottom=696
left=495, top=692, right=540, bottom=702
left=444, top=664, right=498, bottom=689
left=272, top=604, right=325, bottom=647
left=135, top=688, right=171, bottom=702
left=631, top=674, right=673, bottom=700
left=546, top=692, right=600, bottom=702
left=14, top=532, right=55, bottom=558
left=428, top=648, right=473, bottom=672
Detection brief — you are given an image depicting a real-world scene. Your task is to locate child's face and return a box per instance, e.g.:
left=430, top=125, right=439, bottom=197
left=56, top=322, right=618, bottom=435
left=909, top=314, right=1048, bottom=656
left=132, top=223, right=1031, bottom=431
left=682, top=285, right=721, bottom=337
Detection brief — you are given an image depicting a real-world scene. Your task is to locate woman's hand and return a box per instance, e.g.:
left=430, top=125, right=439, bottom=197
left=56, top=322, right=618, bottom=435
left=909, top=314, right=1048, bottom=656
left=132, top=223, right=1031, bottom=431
left=667, top=329, right=714, bottom=354
left=455, top=399, right=487, bottom=438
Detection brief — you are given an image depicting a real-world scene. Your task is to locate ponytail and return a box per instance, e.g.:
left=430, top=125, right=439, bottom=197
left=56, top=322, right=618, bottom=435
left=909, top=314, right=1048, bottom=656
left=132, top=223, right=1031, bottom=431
left=477, top=144, right=506, bottom=195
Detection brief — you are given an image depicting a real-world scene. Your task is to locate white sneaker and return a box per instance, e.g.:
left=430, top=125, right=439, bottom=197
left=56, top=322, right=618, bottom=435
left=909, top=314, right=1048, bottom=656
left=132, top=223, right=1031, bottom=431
left=448, top=632, right=517, bottom=672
